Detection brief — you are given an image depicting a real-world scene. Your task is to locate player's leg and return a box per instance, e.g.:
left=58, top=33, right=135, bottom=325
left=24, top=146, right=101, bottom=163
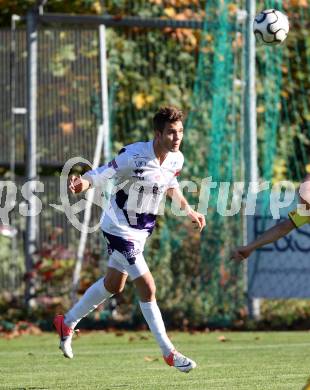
left=54, top=267, right=127, bottom=358
left=133, top=270, right=197, bottom=373
left=97, top=233, right=196, bottom=372
left=134, top=271, right=174, bottom=355
left=64, top=267, right=127, bottom=328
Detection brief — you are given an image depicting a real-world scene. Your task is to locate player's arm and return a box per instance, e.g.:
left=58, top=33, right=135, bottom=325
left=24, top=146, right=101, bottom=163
left=231, top=174, right=310, bottom=261
left=230, top=219, right=295, bottom=262
left=68, top=167, right=115, bottom=194
left=69, top=148, right=130, bottom=194
left=299, top=173, right=310, bottom=207
left=166, top=187, right=206, bottom=232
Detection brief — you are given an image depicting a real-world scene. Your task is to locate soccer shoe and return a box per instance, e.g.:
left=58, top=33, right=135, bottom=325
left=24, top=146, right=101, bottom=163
left=163, top=350, right=197, bottom=373
left=53, top=314, right=74, bottom=359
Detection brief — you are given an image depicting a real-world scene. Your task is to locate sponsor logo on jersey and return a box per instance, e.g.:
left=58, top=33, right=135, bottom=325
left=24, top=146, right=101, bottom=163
left=133, top=169, right=145, bottom=180
left=134, top=169, right=144, bottom=175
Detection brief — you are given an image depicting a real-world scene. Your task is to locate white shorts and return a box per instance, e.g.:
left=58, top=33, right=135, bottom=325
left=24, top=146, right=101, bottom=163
left=108, top=251, right=149, bottom=280
left=103, top=231, right=149, bottom=280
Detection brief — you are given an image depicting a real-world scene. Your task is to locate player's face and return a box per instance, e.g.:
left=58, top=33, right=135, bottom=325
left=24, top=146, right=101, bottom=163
left=158, top=120, right=184, bottom=152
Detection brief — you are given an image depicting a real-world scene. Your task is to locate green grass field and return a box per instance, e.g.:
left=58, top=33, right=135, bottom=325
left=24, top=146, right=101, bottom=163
left=0, top=331, right=309, bottom=389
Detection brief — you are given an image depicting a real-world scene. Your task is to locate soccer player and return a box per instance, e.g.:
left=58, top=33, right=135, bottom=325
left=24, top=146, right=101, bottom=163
left=54, top=107, right=206, bottom=372
left=231, top=175, right=310, bottom=261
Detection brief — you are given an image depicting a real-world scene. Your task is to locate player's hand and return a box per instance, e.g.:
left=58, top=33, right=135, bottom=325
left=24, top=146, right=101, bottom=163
left=230, top=246, right=252, bottom=262
left=299, top=174, right=310, bottom=207
left=187, top=209, right=206, bottom=232
left=69, top=175, right=90, bottom=194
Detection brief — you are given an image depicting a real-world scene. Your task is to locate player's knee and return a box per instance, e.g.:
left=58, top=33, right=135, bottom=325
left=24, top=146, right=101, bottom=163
left=134, top=272, right=156, bottom=301
left=105, top=283, right=124, bottom=295
left=104, top=278, right=124, bottom=294
left=143, top=281, right=156, bottom=301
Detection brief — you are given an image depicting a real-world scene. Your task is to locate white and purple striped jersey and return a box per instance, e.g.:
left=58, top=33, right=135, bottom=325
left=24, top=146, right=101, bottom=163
left=83, top=140, right=184, bottom=242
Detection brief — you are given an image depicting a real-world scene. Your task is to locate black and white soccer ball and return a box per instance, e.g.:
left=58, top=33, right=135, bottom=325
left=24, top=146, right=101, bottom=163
left=253, top=9, right=289, bottom=45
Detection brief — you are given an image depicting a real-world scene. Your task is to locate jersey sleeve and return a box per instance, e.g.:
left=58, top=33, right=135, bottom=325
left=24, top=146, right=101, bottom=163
left=82, top=147, right=131, bottom=187
left=288, top=208, right=310, bottom=228
left=168, top=152, right=184, bottom=189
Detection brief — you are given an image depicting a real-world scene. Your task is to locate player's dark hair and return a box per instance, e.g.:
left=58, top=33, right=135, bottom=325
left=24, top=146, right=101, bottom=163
left=153, top=106, right=184, bottom=133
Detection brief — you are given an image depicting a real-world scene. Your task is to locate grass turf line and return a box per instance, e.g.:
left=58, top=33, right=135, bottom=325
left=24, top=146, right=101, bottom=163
left=0, top=331, right=309, bottom=389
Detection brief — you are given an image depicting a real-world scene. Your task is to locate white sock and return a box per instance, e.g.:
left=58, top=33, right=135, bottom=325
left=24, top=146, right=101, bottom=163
left=65, top=277, right=112, bottom=329
left=139, top=300, right=174, bottom=357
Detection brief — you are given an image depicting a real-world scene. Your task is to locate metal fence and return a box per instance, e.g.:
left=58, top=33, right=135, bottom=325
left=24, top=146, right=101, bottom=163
left=0, top=26, right=106, bottom=291
left=0, top=29, right=27, bottom=166
left=1, top=28, right=102, bottom=167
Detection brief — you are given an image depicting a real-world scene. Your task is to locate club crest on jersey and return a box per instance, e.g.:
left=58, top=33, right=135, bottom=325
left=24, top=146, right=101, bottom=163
left=174, top=170, right=181, bottom=176
left=134, top=160, right=146, bottom=168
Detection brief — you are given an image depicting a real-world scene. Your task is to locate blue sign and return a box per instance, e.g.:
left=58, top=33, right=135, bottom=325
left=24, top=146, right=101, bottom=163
left=247, top=212, right=310, bottom=299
